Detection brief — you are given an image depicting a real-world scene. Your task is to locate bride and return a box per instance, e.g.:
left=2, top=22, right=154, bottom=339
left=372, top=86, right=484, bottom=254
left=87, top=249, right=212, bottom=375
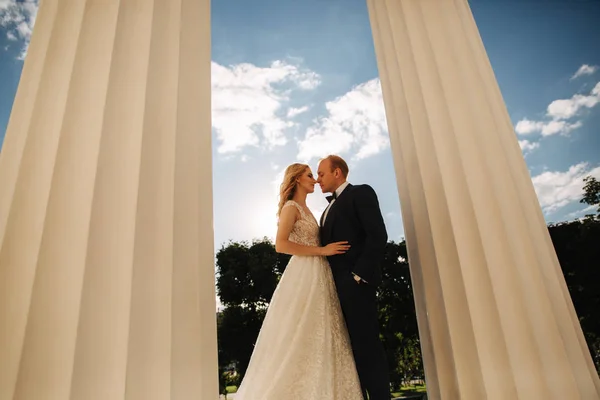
left=233, top=163, right=364, bottom=399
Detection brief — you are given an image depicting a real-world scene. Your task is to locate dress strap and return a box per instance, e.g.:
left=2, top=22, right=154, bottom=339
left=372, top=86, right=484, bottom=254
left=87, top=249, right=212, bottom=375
left=283, top=200, right=305, bottom=217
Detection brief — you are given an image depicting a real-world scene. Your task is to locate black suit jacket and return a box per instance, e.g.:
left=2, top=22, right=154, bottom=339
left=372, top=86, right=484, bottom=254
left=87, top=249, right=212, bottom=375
left=320, top=184, right=388, bottom=286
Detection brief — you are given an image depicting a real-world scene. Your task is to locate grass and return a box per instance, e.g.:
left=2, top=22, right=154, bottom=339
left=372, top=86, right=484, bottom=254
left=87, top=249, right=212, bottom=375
left=225, top=385, right=238, bottom=393
left=391, top=383, right=427, bottom=398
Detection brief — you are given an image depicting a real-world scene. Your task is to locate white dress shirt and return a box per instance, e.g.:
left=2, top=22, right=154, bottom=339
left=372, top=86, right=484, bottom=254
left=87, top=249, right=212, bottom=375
left=321, top=181, right=349, bottom=225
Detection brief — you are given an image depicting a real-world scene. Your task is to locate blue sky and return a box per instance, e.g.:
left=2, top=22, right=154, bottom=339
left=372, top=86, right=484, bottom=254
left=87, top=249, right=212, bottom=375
left=1, top=0, right=599, bottom=251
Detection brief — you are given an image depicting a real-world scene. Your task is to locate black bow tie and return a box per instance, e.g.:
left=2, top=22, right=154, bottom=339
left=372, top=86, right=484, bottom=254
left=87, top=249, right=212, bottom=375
left=326, top=192, right=337, bottom=203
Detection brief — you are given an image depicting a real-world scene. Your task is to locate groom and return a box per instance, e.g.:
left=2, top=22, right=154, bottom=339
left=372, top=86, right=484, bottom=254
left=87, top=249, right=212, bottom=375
left=317, top=155, right=390, bottom=400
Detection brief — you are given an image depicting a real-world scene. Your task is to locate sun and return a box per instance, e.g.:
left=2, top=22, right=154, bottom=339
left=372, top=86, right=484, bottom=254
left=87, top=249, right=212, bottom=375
left=248, top=204, right=279, bottom=242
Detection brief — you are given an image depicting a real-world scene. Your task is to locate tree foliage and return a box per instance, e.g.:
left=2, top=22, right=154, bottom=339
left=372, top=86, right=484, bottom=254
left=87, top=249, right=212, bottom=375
left=216, top=237, right=289, bottom=310
left=580, top=175, right=600, bottom=215
left=215, top=238, right=290, bottom=378
left=376, top=241, right=422, bottom=390
left=549, top=183, right=600, bottom=372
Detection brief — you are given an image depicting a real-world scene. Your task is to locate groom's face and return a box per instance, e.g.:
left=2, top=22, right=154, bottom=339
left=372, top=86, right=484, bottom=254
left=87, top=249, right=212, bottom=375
left=317, top=159, right=337, bottom=194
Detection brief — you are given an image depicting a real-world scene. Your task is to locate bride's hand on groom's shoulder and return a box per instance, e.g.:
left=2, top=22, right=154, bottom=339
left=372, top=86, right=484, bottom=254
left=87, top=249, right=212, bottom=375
left=320, top=241, right=351, bottom=256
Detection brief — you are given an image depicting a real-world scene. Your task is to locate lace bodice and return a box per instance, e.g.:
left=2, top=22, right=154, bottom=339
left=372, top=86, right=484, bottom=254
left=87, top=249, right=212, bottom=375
left=282, top=200, right=320, bottom=247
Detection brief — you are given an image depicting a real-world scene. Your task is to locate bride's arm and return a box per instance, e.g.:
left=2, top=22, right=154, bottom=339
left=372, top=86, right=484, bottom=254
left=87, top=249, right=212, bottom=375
left=275, top=206, right=350, bottom=256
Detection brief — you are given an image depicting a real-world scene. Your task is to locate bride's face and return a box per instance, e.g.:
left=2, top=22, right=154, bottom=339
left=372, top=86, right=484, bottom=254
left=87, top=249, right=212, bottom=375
left=297, top=168, right=317, bottom=194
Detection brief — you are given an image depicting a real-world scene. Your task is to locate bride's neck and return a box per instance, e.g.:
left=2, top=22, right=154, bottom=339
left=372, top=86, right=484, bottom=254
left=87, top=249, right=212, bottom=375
left=292, top=192, right=307, bottom=206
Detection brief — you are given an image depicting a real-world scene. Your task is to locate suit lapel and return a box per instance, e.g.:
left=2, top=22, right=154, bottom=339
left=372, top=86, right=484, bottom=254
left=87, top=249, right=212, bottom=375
left=321, top=184, right=353, bottom=242
left=319, top=205, right=327, bottom=227
left=323, top=201, right=337, bottom=228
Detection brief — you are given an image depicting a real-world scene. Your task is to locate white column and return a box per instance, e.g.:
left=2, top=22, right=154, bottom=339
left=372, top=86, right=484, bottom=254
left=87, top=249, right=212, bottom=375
left=0, top=0, right=218, bottom=399
left=366, top=0, right=600, bottom=399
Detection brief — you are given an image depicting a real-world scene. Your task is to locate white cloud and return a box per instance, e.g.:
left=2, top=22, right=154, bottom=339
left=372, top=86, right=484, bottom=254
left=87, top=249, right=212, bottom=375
left=518, top=139, right=540, bottom=154
left=272, top=168, right=286, bottom=199
left=539, top=120, right=582, bottom=136
left=571, top=64, right=598, bottom=80
left=297, top=78, right=389, bottom=161
left=515, top=118, right=544, bottom=135
left=287, top=106, right=310, bottom=118
left=0, top=0, right=38, bottom=59
left=547, top=83, right=600, bottom=120
left=514, top=119, right=542, bottom=135
left=211, top=60, right=319, bottom=154
left=515, top=119, right=582, bottom=137
left=564, top=205, right=597, bottom=220
left=515, top=81, right=600, bottom=137
left=294, top=72, right=321, bottom=90
left=532, top=162, right=600, bottom=214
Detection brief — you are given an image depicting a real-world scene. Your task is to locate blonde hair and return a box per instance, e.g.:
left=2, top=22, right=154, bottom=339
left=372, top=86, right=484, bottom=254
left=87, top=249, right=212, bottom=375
left=277, top=163, right=309, bottom=216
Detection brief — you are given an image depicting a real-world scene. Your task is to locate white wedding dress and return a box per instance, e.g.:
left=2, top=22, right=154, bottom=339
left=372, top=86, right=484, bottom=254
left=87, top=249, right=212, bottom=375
left=234, top=200, right=363, bottom=400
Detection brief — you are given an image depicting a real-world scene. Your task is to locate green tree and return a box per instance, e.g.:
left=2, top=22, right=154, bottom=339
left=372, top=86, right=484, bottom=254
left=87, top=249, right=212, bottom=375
left=396, top=335, right=423, bottom=387
left=376, top=241, right=423, bottom=390
left=215, top=238, right=290, bottom=377
left=217, top=305, right=267, bottom=379
left=216, top=238, right=287, bottom=309
left=580, top=175, right=600, bottom=216
left=549, top=218, right=600, bottom=373
left=377, top=241, right=419, bottom=337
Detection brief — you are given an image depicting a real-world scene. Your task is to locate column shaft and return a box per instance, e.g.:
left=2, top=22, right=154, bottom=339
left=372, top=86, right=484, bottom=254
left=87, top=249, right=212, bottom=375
left=0, top=0, right=218, bottom=399
left=366, top=0, right=600, bottom=399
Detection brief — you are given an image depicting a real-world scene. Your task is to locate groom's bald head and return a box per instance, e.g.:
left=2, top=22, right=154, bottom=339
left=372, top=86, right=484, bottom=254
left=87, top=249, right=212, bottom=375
left=321, top=155, right=349, bottom=178
left=317, top=155, right=349, bottom=194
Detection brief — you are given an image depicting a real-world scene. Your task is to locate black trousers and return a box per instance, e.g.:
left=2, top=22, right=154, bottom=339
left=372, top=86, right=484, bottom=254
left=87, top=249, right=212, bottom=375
left=333, top=270, right=390, bottom=400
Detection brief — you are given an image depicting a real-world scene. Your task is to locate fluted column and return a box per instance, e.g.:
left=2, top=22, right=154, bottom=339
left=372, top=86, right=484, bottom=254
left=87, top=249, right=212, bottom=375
left=0, top=0, right=218, bottom=399
left=367, top=0, right=600, bottom=399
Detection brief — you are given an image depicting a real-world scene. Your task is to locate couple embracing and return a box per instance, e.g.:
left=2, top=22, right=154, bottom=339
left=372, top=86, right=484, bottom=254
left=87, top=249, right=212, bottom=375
left=235, top=155, right=390, bottom=400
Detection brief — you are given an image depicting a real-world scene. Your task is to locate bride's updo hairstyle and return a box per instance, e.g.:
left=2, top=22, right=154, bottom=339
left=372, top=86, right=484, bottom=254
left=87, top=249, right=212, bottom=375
left=277, top=163, right=309, bottom=216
